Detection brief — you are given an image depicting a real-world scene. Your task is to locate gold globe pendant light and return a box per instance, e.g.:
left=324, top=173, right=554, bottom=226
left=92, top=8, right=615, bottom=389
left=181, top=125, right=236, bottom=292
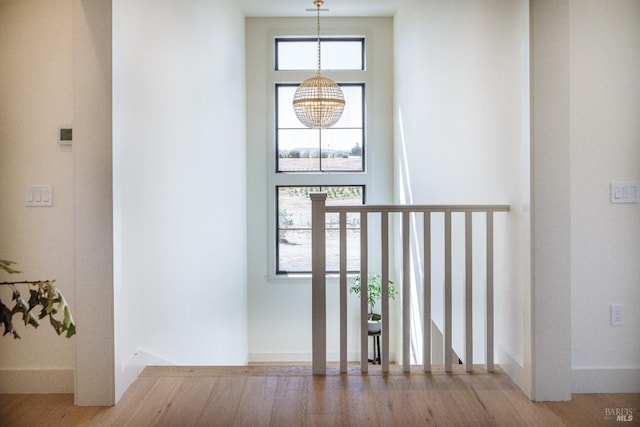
left=293, top=0, right=345, bottom=129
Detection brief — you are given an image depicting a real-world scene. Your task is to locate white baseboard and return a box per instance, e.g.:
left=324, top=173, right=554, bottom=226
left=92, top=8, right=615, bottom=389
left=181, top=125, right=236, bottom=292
left=116, top=351, right=146, bottom=403
left=249, top=352, right=311, bottom=363
left=0, top=369, right=74, bottom=393
left=249, top=352, right=397, bottom=364
left=499, top=347, right=532, bottom=399
left=135, top=349, right=177, bottom=367
left=496, top=349, right=639, bottom=395
left=115, top=349, right=177, bottom=402
left=572, top=367, right=640, bottom=393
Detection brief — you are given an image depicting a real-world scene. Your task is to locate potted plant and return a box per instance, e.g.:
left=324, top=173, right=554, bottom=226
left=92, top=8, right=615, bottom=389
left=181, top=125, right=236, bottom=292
left=349, top=273, right=397, bottom=334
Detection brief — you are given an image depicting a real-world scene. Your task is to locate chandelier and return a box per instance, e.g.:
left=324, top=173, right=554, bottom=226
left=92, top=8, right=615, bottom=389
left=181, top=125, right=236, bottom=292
left=292, top=0, right=345, bottom=129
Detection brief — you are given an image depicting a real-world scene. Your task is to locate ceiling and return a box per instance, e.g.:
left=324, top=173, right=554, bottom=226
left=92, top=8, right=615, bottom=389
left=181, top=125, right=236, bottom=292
left=240, top=0, right=398, bottom=17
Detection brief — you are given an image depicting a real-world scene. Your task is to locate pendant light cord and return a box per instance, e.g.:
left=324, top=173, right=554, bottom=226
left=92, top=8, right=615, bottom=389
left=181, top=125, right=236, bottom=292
left=315, top=0, right=322, bottom=76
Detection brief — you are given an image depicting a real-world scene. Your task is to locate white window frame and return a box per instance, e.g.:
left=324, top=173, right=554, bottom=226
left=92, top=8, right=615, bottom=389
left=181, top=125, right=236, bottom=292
left=246, top=18, right=393, bottom=282
left=272, top=39, right=369, bottom=277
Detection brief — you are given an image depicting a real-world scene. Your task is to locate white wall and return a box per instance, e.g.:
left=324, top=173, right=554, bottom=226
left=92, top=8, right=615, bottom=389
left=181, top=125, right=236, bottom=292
left=394, top=0, right=531, bottom=390
left=529, top=0, right=640, bottom=399
left=245, top=17, right=394, bottom=362
left=569, top=0, right=640, bottom=392
left=529, top=0, right=572, bottom=401
left=73, top=0, right=115, bottom=406
left=113, top=0, right=248, bottom=399
left=0, top=0, right=76, bottom=393
left=394, top=0, right=640, bottom=400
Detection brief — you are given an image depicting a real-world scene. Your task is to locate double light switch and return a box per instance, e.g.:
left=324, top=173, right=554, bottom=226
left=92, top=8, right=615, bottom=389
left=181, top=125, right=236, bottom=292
left=611, top=182, right=639, bottom=204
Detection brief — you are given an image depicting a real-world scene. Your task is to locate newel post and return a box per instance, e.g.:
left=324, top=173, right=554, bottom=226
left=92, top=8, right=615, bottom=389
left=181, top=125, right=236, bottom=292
left=310, top=193, right=327, bottom=375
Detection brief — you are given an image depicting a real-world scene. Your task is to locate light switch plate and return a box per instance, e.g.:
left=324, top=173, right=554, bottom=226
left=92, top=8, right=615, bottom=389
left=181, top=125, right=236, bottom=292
left=611, top=182, right=639, bottom=204
left=25, top=186, right=53, bottom=207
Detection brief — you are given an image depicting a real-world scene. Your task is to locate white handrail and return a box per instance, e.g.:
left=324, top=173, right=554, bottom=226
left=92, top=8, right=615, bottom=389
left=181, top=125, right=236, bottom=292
left=310, top=192, right=510, bottom=375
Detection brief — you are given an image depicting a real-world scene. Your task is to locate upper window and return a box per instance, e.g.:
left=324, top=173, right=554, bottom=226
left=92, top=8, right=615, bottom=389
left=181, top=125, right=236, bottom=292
left=276, top=83, right=364, bottom=172
left=275, top=37, right=365, bottom=71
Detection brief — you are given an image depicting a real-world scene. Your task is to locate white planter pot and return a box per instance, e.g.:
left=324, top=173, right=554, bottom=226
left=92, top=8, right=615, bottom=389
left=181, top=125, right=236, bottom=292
left=367, top=319, right=381, bottom=334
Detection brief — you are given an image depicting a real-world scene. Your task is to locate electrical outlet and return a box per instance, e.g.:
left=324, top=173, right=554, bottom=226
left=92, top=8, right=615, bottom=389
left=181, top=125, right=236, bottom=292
left=611, top=304, right=623, bottom=326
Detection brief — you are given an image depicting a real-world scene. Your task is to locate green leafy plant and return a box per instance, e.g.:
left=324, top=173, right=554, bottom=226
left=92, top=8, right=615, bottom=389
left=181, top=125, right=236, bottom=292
left=0, top=259, right=76, bottom=339
left=349, top=273, right=397, bottom=320
left=278, top=209, right=294, bottom=243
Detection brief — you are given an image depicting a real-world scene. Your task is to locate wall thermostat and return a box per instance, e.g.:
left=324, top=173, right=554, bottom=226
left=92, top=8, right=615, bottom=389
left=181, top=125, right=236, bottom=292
left=59, top=127, right=73, bottom=145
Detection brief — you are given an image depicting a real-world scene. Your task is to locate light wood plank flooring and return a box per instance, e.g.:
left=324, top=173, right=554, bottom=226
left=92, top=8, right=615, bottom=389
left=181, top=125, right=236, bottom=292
left=1, top=365, right=638, bottom=426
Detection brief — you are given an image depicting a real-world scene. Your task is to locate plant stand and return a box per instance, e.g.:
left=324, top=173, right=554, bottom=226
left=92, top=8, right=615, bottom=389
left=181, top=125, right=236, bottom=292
left=368, top=330, right=381, bottom=364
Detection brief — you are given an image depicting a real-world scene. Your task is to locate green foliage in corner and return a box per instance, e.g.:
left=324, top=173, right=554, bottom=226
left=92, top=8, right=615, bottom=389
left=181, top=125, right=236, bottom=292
left=349, top=273, right=398, bottom=319
left=0, top=260, right=76, bottom=339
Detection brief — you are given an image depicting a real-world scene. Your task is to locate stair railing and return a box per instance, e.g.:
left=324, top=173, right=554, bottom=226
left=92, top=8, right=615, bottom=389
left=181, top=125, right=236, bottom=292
left=310, top=192, right=510, bottom=375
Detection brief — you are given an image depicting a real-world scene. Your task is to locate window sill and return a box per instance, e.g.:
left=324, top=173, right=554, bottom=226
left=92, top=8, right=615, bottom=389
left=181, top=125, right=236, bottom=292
left=267, top=272, right=357, bottom=285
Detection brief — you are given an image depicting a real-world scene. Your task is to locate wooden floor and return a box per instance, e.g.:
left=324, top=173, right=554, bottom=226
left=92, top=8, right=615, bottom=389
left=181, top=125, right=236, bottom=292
left=1, top=365, right=638, bottom=426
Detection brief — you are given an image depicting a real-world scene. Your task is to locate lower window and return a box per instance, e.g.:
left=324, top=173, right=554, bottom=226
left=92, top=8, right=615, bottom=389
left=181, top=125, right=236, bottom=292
left=276, top=185, right=364, bottom=274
